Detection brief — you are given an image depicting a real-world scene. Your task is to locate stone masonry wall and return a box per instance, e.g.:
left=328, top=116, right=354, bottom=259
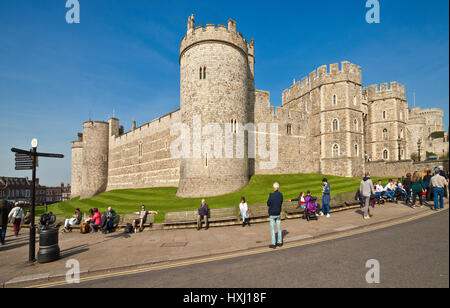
left=366, top=159, right=449, bottom=178
left=107, top=110, right=181, bottom=191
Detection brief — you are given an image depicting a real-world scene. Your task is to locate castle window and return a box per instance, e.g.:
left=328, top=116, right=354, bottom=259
left=332, top=95, right=337, bottom=106
left=382, top=129, right=388, bottom=140
left=400, top=129, right=404, bottom=139
left=332, top=144, right=340, bottom=158
left=354, top=144, right=359, bottom=157
left=138, top=142, right=143, bottom=158
left=199, top=67, right=203, bottom=80
left=382, top=111, right=387, bottom=120
left=230, top=119, right=237, bottom=133
left=383, top=149, right=389, bottom=160
left=203, top=66, right=207, bottom=79
left=287, top=124, right=292, bottom=135
left=354, top=119, right=359, bottom=131
left=353, top=96, right=357, bottom=106
left=332, top=119, right=339, bottom=132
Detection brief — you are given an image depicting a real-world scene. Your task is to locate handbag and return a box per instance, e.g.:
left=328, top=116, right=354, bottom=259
left=246, top=210, right=252, bottom=218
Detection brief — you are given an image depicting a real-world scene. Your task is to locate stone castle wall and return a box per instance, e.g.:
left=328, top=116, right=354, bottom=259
left=366, top=159, right=449, bottom=179
left=70, top=16, right=449, bottom=199
left=80, top=121, right=109, bottom=199
left=107, top=110, right=181, bottom=191
left=176, top=18, right=253, bottom=197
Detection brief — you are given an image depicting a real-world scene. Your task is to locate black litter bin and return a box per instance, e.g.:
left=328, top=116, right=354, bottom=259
left=37, top=227, right=60, bottom=263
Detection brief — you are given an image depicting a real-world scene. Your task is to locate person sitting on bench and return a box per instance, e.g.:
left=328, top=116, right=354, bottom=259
left=101, top=207, right=117, bottom=234
left=88, top=208, right=101, bottom=233
left=132, top=205, right=158, bottom=233
left=63, top=208, right=82, bottom=232
left=197, top=199, right=209, bottom=231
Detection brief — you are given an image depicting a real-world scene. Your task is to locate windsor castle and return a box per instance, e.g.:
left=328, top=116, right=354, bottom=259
left=71, top=16, right=449, bottom=199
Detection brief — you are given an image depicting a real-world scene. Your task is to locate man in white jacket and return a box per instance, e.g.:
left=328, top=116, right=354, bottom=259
left=8, top=202, right=24, bottom=237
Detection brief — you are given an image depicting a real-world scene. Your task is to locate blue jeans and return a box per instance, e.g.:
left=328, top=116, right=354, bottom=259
left=0, top=225, right=6, bottom=243
left=322, top=203, right=330, bottom=215
left=385, top=190, right=395, bottom=201
left=433, top=187, right=444, bottom=210
left=269, top=216, right=282, bottom=245
left=241, top=211, right=247, bottom=222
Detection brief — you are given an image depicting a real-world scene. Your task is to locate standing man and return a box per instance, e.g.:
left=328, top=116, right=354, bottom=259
left=430, top=168, right=447, bottom=211
left=197, top=199, right=209, bottom=231
left=360, top=172, right=376, bottom=220
left=8, top=202, right=24, bottom=237
left=0, top=200, right=11, bottom=245
left=320, top=178, right=331, bottom=218
left=267, top=182, right=283, bottom=249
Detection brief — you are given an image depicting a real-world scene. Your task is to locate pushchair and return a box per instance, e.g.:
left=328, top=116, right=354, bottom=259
left=303, top=196, right=318, bottom=221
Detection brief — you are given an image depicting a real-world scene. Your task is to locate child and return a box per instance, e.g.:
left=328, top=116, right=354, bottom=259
left=291, top=192, right=306, bottom=210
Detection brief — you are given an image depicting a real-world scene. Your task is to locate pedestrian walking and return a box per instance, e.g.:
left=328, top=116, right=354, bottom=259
left=360, top=172, right=375, bottom=220
left=0, top=200, right=12, bottom=245
left=8, top=202, right=24, bottom=237
left=411, top=172, right=426, bottom=208
left=430, top=168, right=447, bottom=211
left=267, top=182, right=283, bottom=249
left=320, top=178, right=331, bottom=218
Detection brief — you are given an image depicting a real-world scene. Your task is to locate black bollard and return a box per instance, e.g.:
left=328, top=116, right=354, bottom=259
left=37, top=227, right=60, bottom=263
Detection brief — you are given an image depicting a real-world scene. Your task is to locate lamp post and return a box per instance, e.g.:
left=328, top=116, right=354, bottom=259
left=417, top=139, right=422, bottom=162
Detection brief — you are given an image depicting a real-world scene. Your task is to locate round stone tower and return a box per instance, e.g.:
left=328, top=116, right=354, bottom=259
left=177, top=16, right=255, bottom=197
left=70, top=134, right=83, bottom=199
left=80, top=121, right=109, bottom=200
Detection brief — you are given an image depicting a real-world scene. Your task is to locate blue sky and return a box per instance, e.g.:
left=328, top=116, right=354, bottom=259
left=0, top=0, right=448, bottom=186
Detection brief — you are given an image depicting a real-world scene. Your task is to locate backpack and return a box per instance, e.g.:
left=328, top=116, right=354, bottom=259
left=125, top=223, right=134, bottom=233
left=39, top=213, right=50, bottom=226
left=80, top=222, right=89, bottom=234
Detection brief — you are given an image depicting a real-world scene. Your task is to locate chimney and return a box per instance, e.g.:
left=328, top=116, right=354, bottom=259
left=132, top=118, right=136, bottom=130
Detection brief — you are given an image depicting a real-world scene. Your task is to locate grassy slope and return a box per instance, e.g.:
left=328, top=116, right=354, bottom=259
left=39, top=174, right=388, bottom=223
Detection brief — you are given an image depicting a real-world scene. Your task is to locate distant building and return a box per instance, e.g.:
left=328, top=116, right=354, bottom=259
left=0, top=177, right=70, bottom=205
left=61, top=183, right=71, bottom=201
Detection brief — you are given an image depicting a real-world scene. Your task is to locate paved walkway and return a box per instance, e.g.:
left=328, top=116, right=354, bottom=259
left=0, top=200, right=448, bottom=287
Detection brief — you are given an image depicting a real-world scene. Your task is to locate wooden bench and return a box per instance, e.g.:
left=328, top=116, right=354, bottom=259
left=208, top=207, right=238, bottom=224
left=162, top=210, right=198, bottom=229
left=283, top=201, right=305, bottom=218
left=119, top=213, right=153, bottom=229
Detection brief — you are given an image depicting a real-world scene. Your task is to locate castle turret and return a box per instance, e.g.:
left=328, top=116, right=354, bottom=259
left=177, top=16, right=254, bottom=197
left=364, top=82, right=409, bottom=161
left=80, top=121, right=109, bottom=199
left=70, top=133, right=83, bottom=198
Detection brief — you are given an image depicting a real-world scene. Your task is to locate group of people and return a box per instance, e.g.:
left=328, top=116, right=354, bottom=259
left=359, top=166, right=449, bottom=220
left=197, top=178, right=332, bottom=249
left=0, top=169, right=447, bottom=248
left=79, top=207, right=118, bottom=234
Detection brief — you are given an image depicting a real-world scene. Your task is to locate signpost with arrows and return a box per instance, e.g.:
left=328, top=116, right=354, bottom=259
left=11, top=139, right=64, bottom=263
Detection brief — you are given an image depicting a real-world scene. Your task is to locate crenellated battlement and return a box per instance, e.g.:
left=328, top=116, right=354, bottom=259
left=282, top=61, right=362, bottom=105
left=363, top=82, right=406, bottom=101
left=180, top=15, right=254, bottom=59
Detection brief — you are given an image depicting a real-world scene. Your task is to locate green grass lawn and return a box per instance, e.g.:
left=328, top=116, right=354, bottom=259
left=38, top=174, right=388, bottom=223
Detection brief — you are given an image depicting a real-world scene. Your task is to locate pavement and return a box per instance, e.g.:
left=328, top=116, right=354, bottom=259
left=61, top=210, right=449, bottom=288
left=0, top=199, right=448, bottom=288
